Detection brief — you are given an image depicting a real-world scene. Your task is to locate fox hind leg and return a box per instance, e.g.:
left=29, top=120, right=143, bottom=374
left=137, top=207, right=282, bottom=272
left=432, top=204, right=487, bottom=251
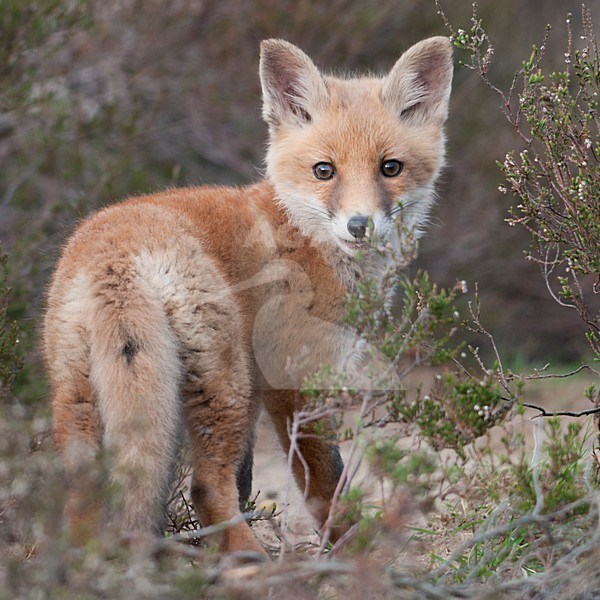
left=182, top=342, right=263, bottom=554
left=45, top=275, right=106, bottom=544
left=161, top=253, right=264, bottom=554
left=51, top=377, right=105, bottom=544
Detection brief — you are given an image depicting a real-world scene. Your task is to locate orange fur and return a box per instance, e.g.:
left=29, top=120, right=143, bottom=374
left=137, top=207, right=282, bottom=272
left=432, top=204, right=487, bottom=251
left=43, top=37, right=453, bottom=553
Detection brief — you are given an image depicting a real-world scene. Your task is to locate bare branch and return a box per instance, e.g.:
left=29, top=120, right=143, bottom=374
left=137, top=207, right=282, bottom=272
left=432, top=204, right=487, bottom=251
left=521, top=402, right=600, bottom=419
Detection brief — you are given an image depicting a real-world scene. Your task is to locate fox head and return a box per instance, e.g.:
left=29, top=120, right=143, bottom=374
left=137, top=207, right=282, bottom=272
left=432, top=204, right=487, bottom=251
left=260, top=37, right=453, bottom=257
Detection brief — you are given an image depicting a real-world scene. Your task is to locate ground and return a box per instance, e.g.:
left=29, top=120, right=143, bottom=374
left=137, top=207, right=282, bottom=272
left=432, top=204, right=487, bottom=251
left=249, top=365, right=597, bottom=556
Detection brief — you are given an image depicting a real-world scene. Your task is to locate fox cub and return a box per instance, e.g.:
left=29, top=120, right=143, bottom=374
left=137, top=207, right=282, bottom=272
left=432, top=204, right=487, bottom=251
left=43, top=37, right=453, bottom=553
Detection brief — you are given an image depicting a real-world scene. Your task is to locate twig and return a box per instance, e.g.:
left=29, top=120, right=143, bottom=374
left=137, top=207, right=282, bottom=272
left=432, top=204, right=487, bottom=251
left=521, top=403, right=600, bottom=419
left=542, top=244, right=577, bottom=310
left=168, top=512, right=257, bottom=543
left=523, top=363, right=600, bottom=379
left=318, top=392, right=372, bottom=558
left=279, top=411, right=303, bottom=560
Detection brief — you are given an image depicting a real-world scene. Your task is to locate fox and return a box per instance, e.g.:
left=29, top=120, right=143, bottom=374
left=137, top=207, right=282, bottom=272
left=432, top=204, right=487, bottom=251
left=43, top=37, right=453, bottom=554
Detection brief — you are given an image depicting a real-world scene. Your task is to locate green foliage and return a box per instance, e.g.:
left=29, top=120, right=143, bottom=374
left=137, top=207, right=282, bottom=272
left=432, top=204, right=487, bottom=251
left=400, top=372, right=503, bottom=459
left=507, top=25, right=599, bottom=279
left=367, top=440, right=436, bottom=494
left=0, top=0, right=90, bottom=100
left=432, top=416, right=595, bottom=585
left=345, top=270, right=465, bottom=366
left=511, top=419, right=590, bottom=514
left=503, top=19, right=600, bottom=356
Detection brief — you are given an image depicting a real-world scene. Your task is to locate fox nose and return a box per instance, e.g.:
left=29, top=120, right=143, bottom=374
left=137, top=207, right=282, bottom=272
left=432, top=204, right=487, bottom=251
left=347, top=215, right=369, bottom=240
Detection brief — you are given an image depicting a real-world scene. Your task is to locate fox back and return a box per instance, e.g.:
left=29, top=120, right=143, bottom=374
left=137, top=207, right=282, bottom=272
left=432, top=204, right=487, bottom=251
left=43, top=37, right=453, bottom=553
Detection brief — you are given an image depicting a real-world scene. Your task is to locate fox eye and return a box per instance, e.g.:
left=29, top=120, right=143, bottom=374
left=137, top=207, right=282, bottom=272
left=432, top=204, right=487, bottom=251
left=381, top=159, right=403, bottom=177
left=313, top=162, right=335, bottom=180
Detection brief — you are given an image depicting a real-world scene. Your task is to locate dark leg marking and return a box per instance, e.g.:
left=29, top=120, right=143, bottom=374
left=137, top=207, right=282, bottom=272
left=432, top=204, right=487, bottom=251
left=329, top=443, right=344, bottom=485
left=236, top=441, right=254, bottom=511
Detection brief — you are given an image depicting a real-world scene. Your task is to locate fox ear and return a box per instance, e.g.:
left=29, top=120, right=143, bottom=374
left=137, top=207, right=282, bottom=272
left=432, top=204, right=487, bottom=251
left=382, top=36, right=453, bottom=126
left=260, top=39, right=329, bottom=128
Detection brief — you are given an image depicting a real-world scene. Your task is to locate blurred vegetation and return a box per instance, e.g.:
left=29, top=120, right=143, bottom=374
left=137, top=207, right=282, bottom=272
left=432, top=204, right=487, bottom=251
left=1, top=1, right=598, bottom=407
left=0, top=244, right=22, bottom=399
left=0, top=1, right=599, bottom=598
